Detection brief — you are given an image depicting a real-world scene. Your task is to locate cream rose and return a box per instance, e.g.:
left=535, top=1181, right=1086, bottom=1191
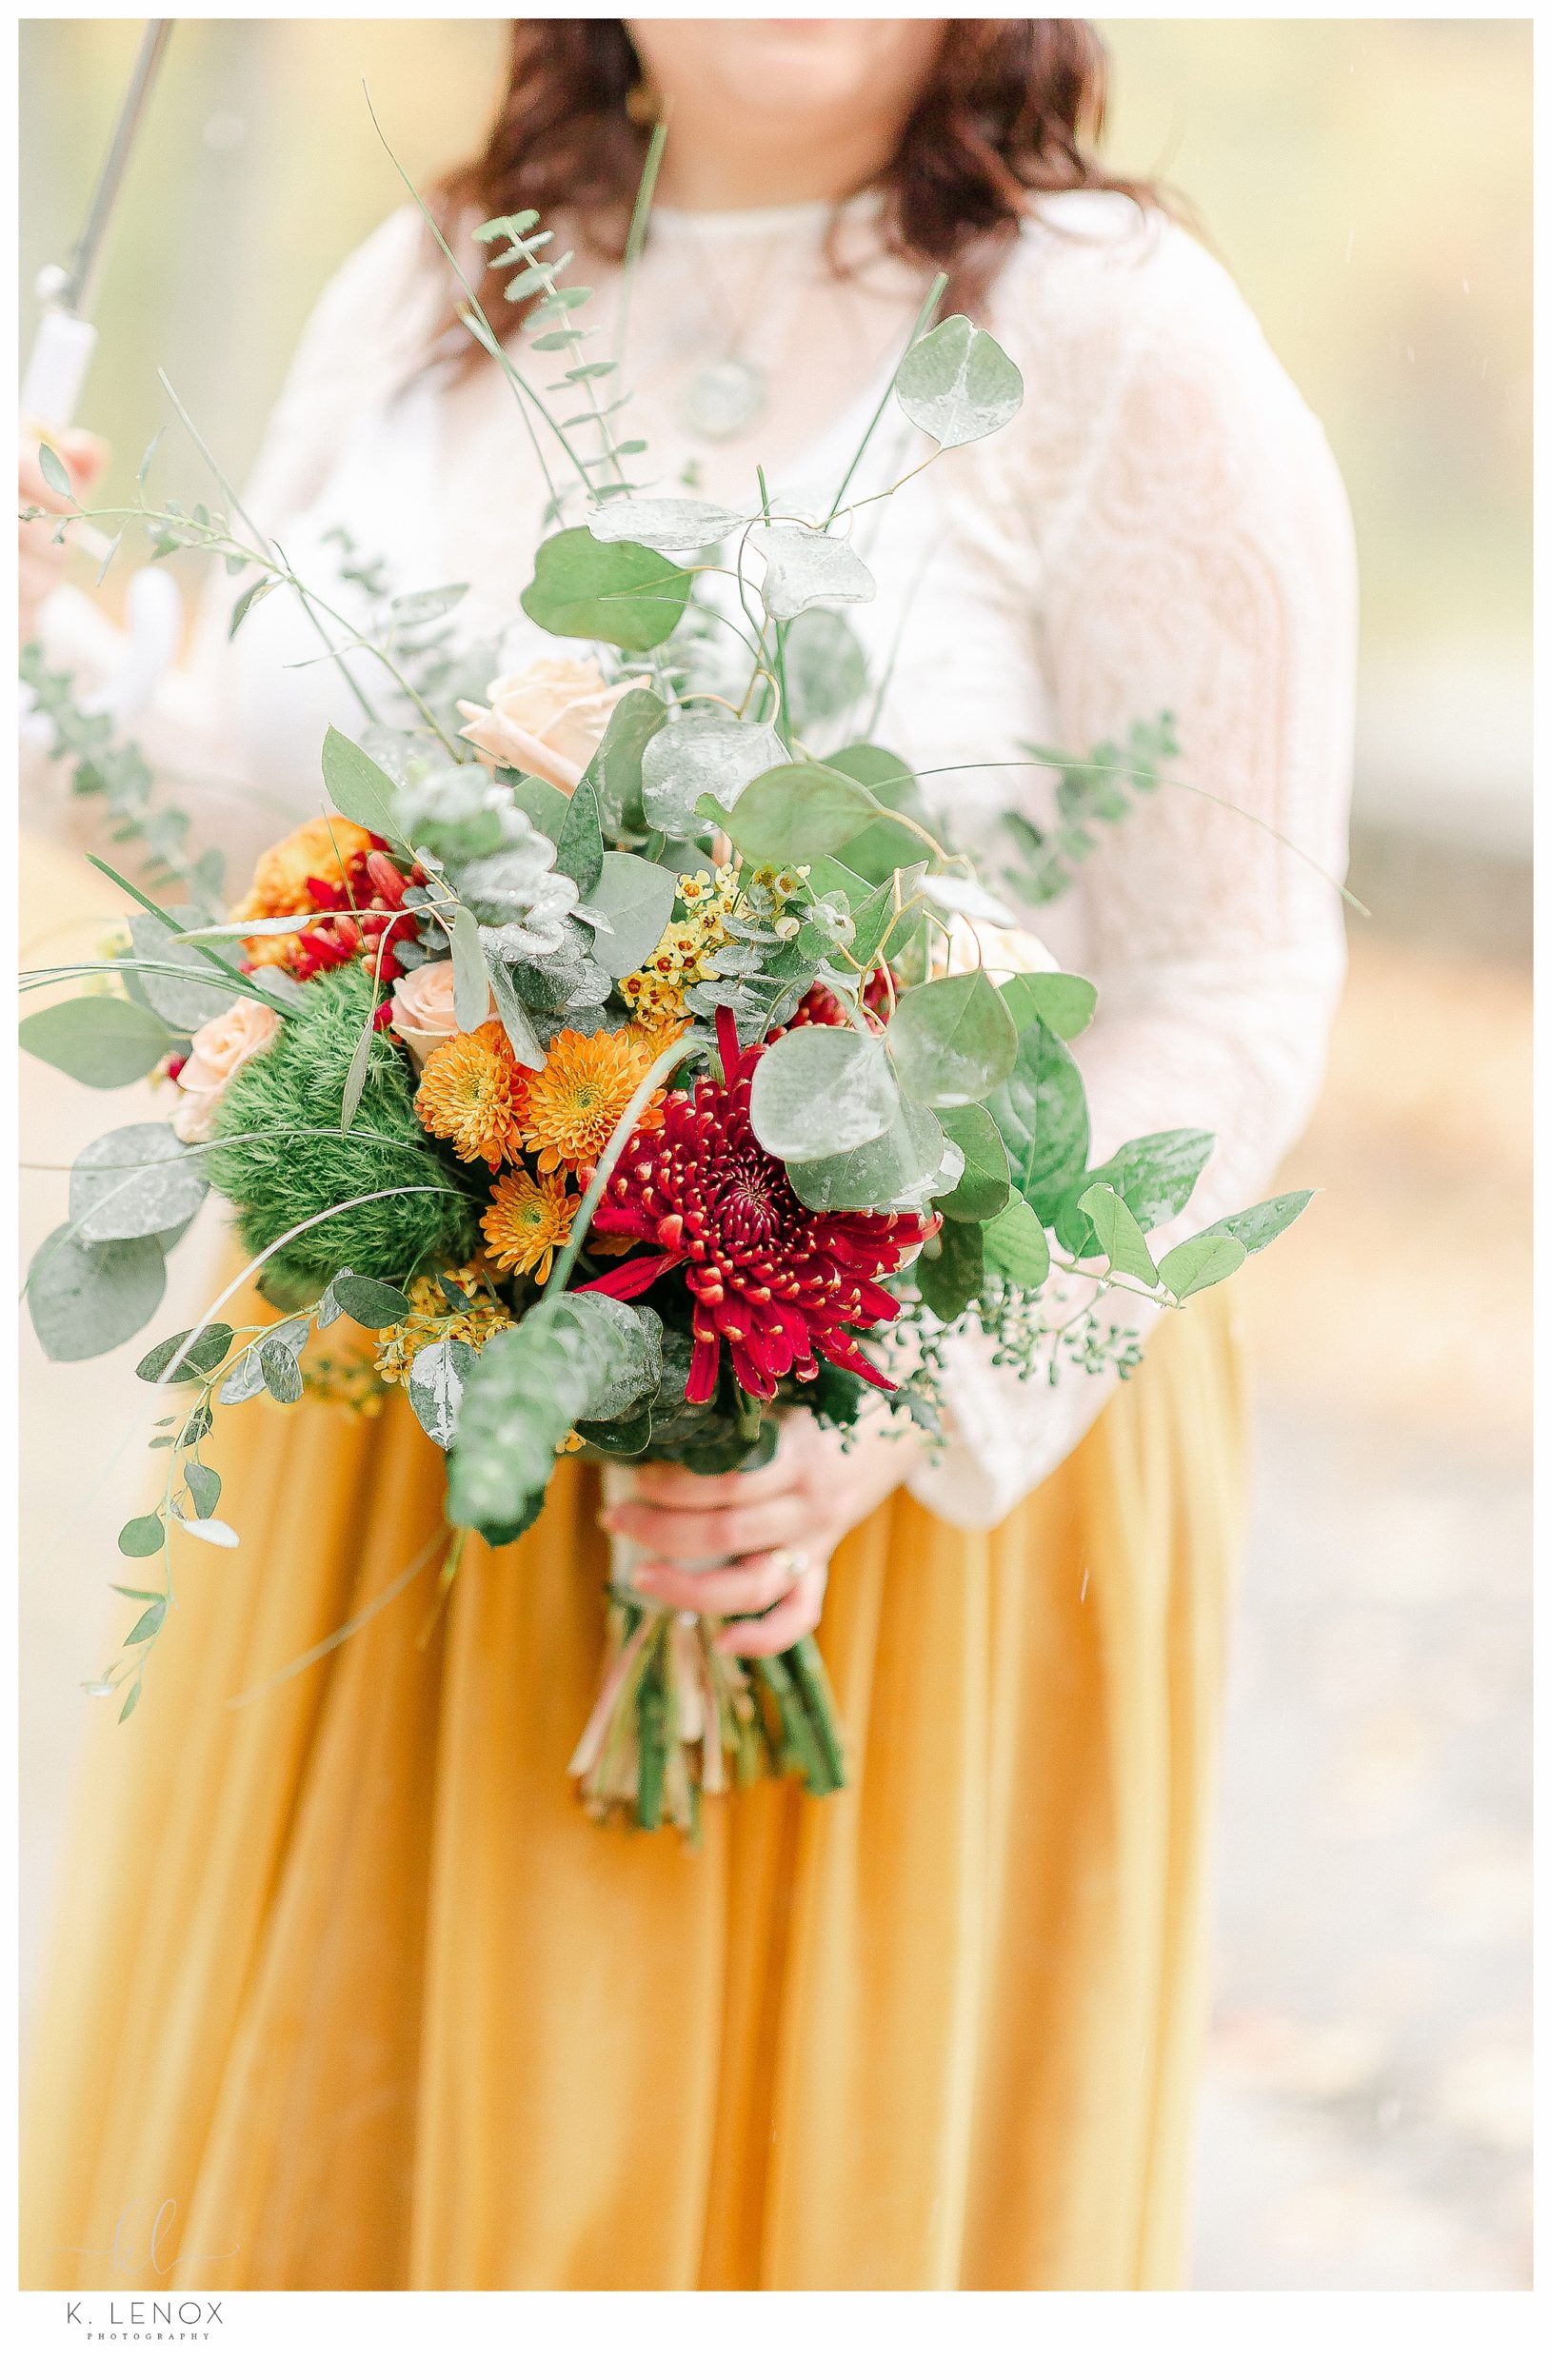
left=170, top=996, right=282, bottom=1144
left=943, top=916, right=1064, bottom=982
left=387, top=960, right=497, bottom=1068
left=457, top=655, right=651, bottom=793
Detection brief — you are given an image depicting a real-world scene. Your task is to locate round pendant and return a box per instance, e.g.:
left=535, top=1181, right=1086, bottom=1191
left=679, top=355, right=768, bottom=444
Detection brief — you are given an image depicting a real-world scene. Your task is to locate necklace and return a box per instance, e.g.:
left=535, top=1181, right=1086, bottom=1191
left=670, top=228, right=789, bottom=445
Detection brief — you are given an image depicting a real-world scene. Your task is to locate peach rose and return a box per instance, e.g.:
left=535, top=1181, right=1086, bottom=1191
left=170, top=997, right=283, bottom=1144
left=387, top=960, right=497, bottom=1068
left=457, top=655, right=650, bottom=793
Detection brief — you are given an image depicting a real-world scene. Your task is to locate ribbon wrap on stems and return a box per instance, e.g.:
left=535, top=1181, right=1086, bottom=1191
left=568, top=1462, right=846, bottom=1837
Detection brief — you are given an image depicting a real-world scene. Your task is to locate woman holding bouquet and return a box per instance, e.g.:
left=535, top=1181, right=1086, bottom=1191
left=21, top=19, right=1353, bottom=2290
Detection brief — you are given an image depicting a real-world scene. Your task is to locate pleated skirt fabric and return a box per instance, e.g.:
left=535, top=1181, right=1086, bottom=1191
left=21, top=1275, right=1244, bottom=2292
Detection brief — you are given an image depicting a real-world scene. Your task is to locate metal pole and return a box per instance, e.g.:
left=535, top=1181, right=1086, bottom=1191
left=50, top=20, right=173, bottom=318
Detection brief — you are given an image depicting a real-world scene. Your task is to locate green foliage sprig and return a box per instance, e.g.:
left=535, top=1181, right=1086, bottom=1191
left=998, top=714, right=1181, bottom=907
left=20, top=643, right=225, bottom=906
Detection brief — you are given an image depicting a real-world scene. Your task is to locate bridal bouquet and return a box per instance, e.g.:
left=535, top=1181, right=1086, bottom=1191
left=21, top=196, right=1315, bottom=1836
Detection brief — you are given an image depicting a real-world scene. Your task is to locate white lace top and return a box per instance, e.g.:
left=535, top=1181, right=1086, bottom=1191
left=33, top=189, right=1356, bottom=1526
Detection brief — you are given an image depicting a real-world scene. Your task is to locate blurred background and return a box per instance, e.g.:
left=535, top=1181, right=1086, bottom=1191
left=18, top=18, right=1532, bottom=2288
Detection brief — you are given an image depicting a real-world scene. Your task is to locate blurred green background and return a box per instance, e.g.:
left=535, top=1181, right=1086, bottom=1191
left=18, top=18, right=1532, bottom=2291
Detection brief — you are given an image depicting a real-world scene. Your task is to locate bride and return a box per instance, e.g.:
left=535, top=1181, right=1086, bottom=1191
left=20, top=18, right=1353, bottom=2290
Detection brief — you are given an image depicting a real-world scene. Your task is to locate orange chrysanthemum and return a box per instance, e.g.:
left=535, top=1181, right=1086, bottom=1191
left=481, top=1167, right=581, bottom=1285
left=515, top=1026, right=664, bottom=1177
left=231, top=816, right=381, bottom=967
left=233, top=817, right=378, bottom=921
left=415, top=1021, right=525, bottom=1168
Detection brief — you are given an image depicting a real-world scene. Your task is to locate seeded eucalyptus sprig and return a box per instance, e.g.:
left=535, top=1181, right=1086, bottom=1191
left=476, top=212, right=647, bottom=504
left=997, top=714, right=1181, bottom=907
left=20, top=643, right=226, bottom=906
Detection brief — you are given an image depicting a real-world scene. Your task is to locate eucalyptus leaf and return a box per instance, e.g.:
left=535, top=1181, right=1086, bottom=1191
left=553, top=780, right=604, bottom=898
left=38, top=441, right=72, bottom=497
left=388, top=584, right=468, bottom=627
left=229, top=576, right=274, bottom=639
left=486, top=958, right=546, bottom=1070
left=782, top=607, right=868, bottom=734
left=700, top=761, right=879, bottom=865
left=575, top=686, right=667, bottom=836
left=1000, top=972, right=1098, bottom=1041
left=917, top=1217, right=985, bottom=1323
left=835, top=812, right=929, bottom=886
left=118, top=1514, right=165, bottom=1558
left=826, top=743, right=917, bottom=807
left=508, top=774, right=570, bottom=842
left=587, top=851, right=678, bottom=976
left=259, top=1332, right=306, bottom=1404
left=449, top=904, right=491, bottom=1032
left=20, top=996, right=177, bottom=1089
left=184, top=1460, right=222, bottom=1518
left=641, top=715, right=787, bottom=837
left=937, top=1104, right=1012, bottom=1221
left=448, top=1294, right=663, bottom=1540
left=522, top=528, right=692, bottom=650
left=408, top=1338, right=476, bottom=1450
left=329, top=1272, right=411, bottom=1328
left=887, top=972, right=1017, bottom=1109
left=136, top=1322, right=233, bottom=1384
left=123, top=1598, right=168, bottom=1646
left=751, top=523, right=876, bottom=621
left=748, top=1024, right=900, bottom=1161
left=70, top=1121, right=208, bottom=1246
left=786, top=1097, right=951, bottom=1214
left=320, top=724, right=412, bottom=854
left=28, top=1224, right=168, bottom=1361
left=218, top=1314, right=310, bottom=1406
left=129, top=911, right=231, bottom=1030
left=893, top=313, right=1025, bottom=448
left=587, top=495, right=746, bottom=551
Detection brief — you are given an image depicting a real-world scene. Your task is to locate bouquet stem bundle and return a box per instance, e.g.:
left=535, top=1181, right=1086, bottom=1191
left=569, top=1576, right=846, bottom=1834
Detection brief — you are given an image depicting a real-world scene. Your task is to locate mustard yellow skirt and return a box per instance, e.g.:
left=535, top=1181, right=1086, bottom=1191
left=20, top=1281, right=1244, bottom=2291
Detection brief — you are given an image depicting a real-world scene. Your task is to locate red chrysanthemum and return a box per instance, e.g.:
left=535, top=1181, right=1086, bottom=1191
left=587, top=1008, right=934, bottom=1404
left=788, top=965, right=893, bottom=1031
left=284, top=842, right=423, bottom=986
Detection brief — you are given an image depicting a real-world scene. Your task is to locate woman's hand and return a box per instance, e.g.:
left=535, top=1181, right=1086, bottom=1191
left=602, top=1404, right=922, bottom=1656
left=19, top=424, right=108, bottom=645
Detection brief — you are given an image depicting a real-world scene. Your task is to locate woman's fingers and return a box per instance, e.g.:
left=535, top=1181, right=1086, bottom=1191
left=717, top=1564, right=826, bottom=1656
left=618, top=1453, right=797, bottom=1510
left=632, top=1551, right=790, bottom=1618
left=635, top=1551, right=826, bottom=1645
left=604, top=1490, right=808, bottom=1562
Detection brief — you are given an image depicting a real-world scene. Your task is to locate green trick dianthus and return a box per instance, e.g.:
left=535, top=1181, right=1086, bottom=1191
left=203, top=968, right=479, bottom=1302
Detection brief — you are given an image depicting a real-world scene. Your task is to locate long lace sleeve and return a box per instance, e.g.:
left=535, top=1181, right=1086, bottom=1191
left=907, top=210, right=1357, bottom=1528
left=25, top=208, right=442, bottom=870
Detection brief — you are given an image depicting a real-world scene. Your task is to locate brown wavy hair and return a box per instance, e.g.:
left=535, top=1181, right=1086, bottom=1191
left=434, top=18, right=1161, bottom=365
